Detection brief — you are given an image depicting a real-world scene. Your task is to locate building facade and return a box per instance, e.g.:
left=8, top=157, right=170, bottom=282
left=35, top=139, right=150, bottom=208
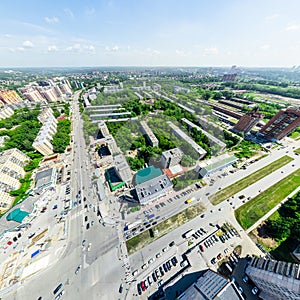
left=161, top=148, right=183, bottom=169
left=233, top=108, right=264, bottom=133
left=113, top=154, right=132, bottom=185
left=0, top=90, right=22, bottom=106
left=246, top=257, right=300, bottom=300
left=140, top=121, right=159, bottom=147
left=259, top=107, right=300, bottom=141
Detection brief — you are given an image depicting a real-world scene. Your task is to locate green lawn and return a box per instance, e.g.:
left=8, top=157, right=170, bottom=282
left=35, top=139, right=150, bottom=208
left=126, top=202, right=205, bottom=255
left=295, top=148, right=300, bottom=154
left=209, top=155, right=294, bottom=205
left=235, top=168, right=300, bottom=229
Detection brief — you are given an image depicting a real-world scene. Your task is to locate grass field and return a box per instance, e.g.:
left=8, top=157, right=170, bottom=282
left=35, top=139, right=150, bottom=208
left=295, top=148, right=300, bottom=154
left=209, top=155, right=294, bottom=205
left=235, top=168, right=300, bottom=229
left=126, top=202, right=205, bottom=255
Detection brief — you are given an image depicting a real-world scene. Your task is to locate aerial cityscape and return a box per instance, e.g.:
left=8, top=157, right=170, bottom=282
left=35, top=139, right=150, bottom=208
left=0, top=1, right=300, bottom=300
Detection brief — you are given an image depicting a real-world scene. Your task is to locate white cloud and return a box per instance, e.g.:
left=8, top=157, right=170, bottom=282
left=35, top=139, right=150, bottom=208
left=45, top=16, right=59, bottom=24
left=265, top=14, right=279, bottom=21
left=4, top=34, right=12, bottom=38
left=147, top=48, right=160, bottom=56
left=10, top=47, right=25, bottom=53
left=64, top=8, right=74, bottom=18
left=48, top=45, right=58, bottom=52
left=175, top=49, right=188, bottom=57
left=23, top=40, right=34, bottom=48
left=260, top=44, right=270, bottom=51
left=203, top=47, right=219, bottom=56
left=285, top=24, right=300, bottom=31
left=105, top=45, right=119, bottom=52
left=66, top=43, right=95, bottom=53
left=85, top=8, right=96, bottom=16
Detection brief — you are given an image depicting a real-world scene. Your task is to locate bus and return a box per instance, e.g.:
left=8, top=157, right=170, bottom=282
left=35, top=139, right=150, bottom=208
left=182, top=229, right=195, bottom=239
left=124, top=220, right=142, bottom=231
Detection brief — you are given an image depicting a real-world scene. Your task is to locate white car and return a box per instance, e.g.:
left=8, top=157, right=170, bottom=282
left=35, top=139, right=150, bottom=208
left=87, top=243, right=92, bottom=251
left=252, top=287, right=258, bottom=295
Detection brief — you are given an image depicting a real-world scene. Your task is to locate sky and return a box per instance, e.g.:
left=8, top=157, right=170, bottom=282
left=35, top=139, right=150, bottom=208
left=1, top=0, right=300, bottom=67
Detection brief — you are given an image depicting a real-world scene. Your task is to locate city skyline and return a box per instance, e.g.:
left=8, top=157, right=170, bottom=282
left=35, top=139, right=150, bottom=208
left=1, top=0, right=300, bottom=67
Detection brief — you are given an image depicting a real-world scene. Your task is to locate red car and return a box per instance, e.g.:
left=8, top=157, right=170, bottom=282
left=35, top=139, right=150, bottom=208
left=141, top=281, right=146, bottom=291
left=199, top=244, right=204, bottom=252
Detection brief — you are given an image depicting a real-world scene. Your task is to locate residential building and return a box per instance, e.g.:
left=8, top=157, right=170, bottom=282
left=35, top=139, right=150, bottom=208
left=98, top=120, right=110, bottom=137
left=173, top=85, right=190, bottom=94
left=259, top=107, right=300, bottom=141
left=233, top=108, right=264, bottom=134
left=37, top=87, right=58, bottom=102
left=140, top=121, right=159, bottom=147
left=167, top=121, right=207, bottom=159
left=20, top=87, right=45, bottom=102
left=0, top=106, right=14, bottom=120
left=98, top=135, right=120, bottom=155
left=32, top=134, right=54, bottom=156
left=178, top=269, right=244, bottom=300
left=35, top=168, right=56, bottom=190
left=0, top=148, right=29, bottom=190
left=113, top=154, right=132, bottom=185
left=161, top=148, right=183, bottom=168
left=196, top=154, right=238, bottom=178
left=0, top=190, right=14, bottom=214
left=246, top=257, right=300, bottom=300
left=182, top=118, right=226, bottom=151
left=0, top=90, right=22, bottom=106
left=135, top=173, right=173, bottom=205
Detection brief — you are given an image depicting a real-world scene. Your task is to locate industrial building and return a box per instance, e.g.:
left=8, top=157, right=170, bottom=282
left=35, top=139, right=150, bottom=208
left=178, top=269, right=244, bottom=300
left=113, top=154, right=132, bottom=186
left=161, top=148, right=183, bottom=169
left=259, top=107, right=300, bottom=141
left=140, top=121, right=159, bottom=147
left=246, top=257, right=300, bottom=300
left=233, top=108, right=264, bottom=134
left=167, top=121, right=207, bottom=159
left=196, top=154, right=238, bottom=178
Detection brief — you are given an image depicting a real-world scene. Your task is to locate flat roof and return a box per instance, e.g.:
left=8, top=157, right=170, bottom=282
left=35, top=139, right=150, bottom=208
left=6, top=208, right=29, bottom=223
left=35, top=168, right=55, bottom=188
left=134, top=166, right=162, bottom=185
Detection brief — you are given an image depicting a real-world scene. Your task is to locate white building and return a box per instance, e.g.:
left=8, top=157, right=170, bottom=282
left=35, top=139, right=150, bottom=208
left=161, top=148, right=183, bottom=169
left=113, top=154, right=132, bottom=185
left=140, top=121, right=159, bottom=147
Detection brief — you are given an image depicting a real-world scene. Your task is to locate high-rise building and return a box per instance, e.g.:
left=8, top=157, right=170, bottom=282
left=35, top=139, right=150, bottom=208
left=246, top=257, right=300, bottom=300
left=161, top=148, right=183, bottom=168
left=259, top=107, right=300, bottom=140
left=0, top=90, right=22, bottom=105
left=233, top=108, right=264, bottom=134
left=113, top=154, right=132, bottom=185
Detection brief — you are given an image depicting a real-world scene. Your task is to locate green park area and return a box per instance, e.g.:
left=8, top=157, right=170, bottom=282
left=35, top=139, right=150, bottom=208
left=126, top=202, right=205, bottom=255
left=209, top=155, right=294, bottom=205
left=235, top=168, right=300, bottom=230
left=294, top=147, right=300, bottom=154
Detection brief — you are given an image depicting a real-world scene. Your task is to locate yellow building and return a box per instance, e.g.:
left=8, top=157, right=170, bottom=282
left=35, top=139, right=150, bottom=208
left=0, top=90, right=22, bottom=106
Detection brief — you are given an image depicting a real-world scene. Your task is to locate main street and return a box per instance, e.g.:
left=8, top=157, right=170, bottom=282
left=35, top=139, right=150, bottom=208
left=3, top=92, right=125, bottom=300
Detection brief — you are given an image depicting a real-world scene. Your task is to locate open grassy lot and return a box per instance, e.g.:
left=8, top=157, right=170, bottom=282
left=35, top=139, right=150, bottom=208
left=126, top=202, right=205, bottom=255
left=209, top=155, right=294, bottom=205
left=295, top=147, right=300, bottom=154
left=235, top=168, right=300, bottom=229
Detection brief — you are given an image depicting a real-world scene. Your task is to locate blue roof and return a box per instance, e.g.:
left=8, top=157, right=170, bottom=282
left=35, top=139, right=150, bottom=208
left=134, top=166, right=162, bottom=185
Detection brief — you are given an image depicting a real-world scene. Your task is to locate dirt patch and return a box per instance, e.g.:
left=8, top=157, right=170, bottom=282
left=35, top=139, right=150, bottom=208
left=250, top=223, right=278, bottom=250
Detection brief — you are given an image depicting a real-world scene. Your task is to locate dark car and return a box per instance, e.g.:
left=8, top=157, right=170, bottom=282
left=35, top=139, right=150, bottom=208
left=137, top=283, right=142, bottom=295
left=163, top=264, right=168, bottom=273
left=169, top=241, right=175, bottom=247
left=152, top=272, right=157, bottom=282
left=159, top=266, right=164, bottom=277
left=166, top=261, right=172, bottom=270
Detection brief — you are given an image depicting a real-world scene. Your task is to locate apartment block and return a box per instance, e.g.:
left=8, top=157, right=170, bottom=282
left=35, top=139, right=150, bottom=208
left=21, top=87, right=45, bottom=102
left=246, top=257, right=300, bottom=300
left=233, top=108, right=264, bottom=134
left=0, top=148, right=30, bottom=193
left=0, top=190, right=14, bottom=214
left=161, top=148, right=183, bottom=169
left=0, top=106, right=14, bottom=120
left=113, top=154, right=132, bottom=185
left=38, top=87, right=58, bottom=102
left=98, top=120, right=110, bottom=137
left=259, top=107, right=300, bottom=141
left=182, top=118, right=226, bottom=151
left=167, top=121, right=207, bottom=159
left=0, top=90, right=22, bottom=106
left=140, top=121, right=159, bottom=147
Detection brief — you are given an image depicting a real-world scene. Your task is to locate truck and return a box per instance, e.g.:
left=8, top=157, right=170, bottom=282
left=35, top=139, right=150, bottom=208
left=185, top=197, right=195, bottom=204
left=182, top=229, right=195, bottom=239
left=124, top=220, right=142, bottom=231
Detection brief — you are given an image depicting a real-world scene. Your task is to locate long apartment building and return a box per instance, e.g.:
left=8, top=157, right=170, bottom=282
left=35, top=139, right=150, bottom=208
left=113, top=154, right=132, bottom=185
left=0, top=148, right=30, bottom=213
left=0, top=90, right=23, bottom=106
left=246, top=257, right=300, bottom=300
left=32, top=107, right=58, bottom=156
left=140, top=121, right=159, bottom=147
left=167, top=121, right=207, bottom=159
left=182, top=118, right=226, bottom=151
left=0, top=106, right=14, bottom=120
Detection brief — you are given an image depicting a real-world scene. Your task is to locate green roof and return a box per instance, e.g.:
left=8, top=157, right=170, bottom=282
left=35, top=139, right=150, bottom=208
left=135, top=166, right=162, bottom=185
left=6, top=208, right=29, bottom=223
